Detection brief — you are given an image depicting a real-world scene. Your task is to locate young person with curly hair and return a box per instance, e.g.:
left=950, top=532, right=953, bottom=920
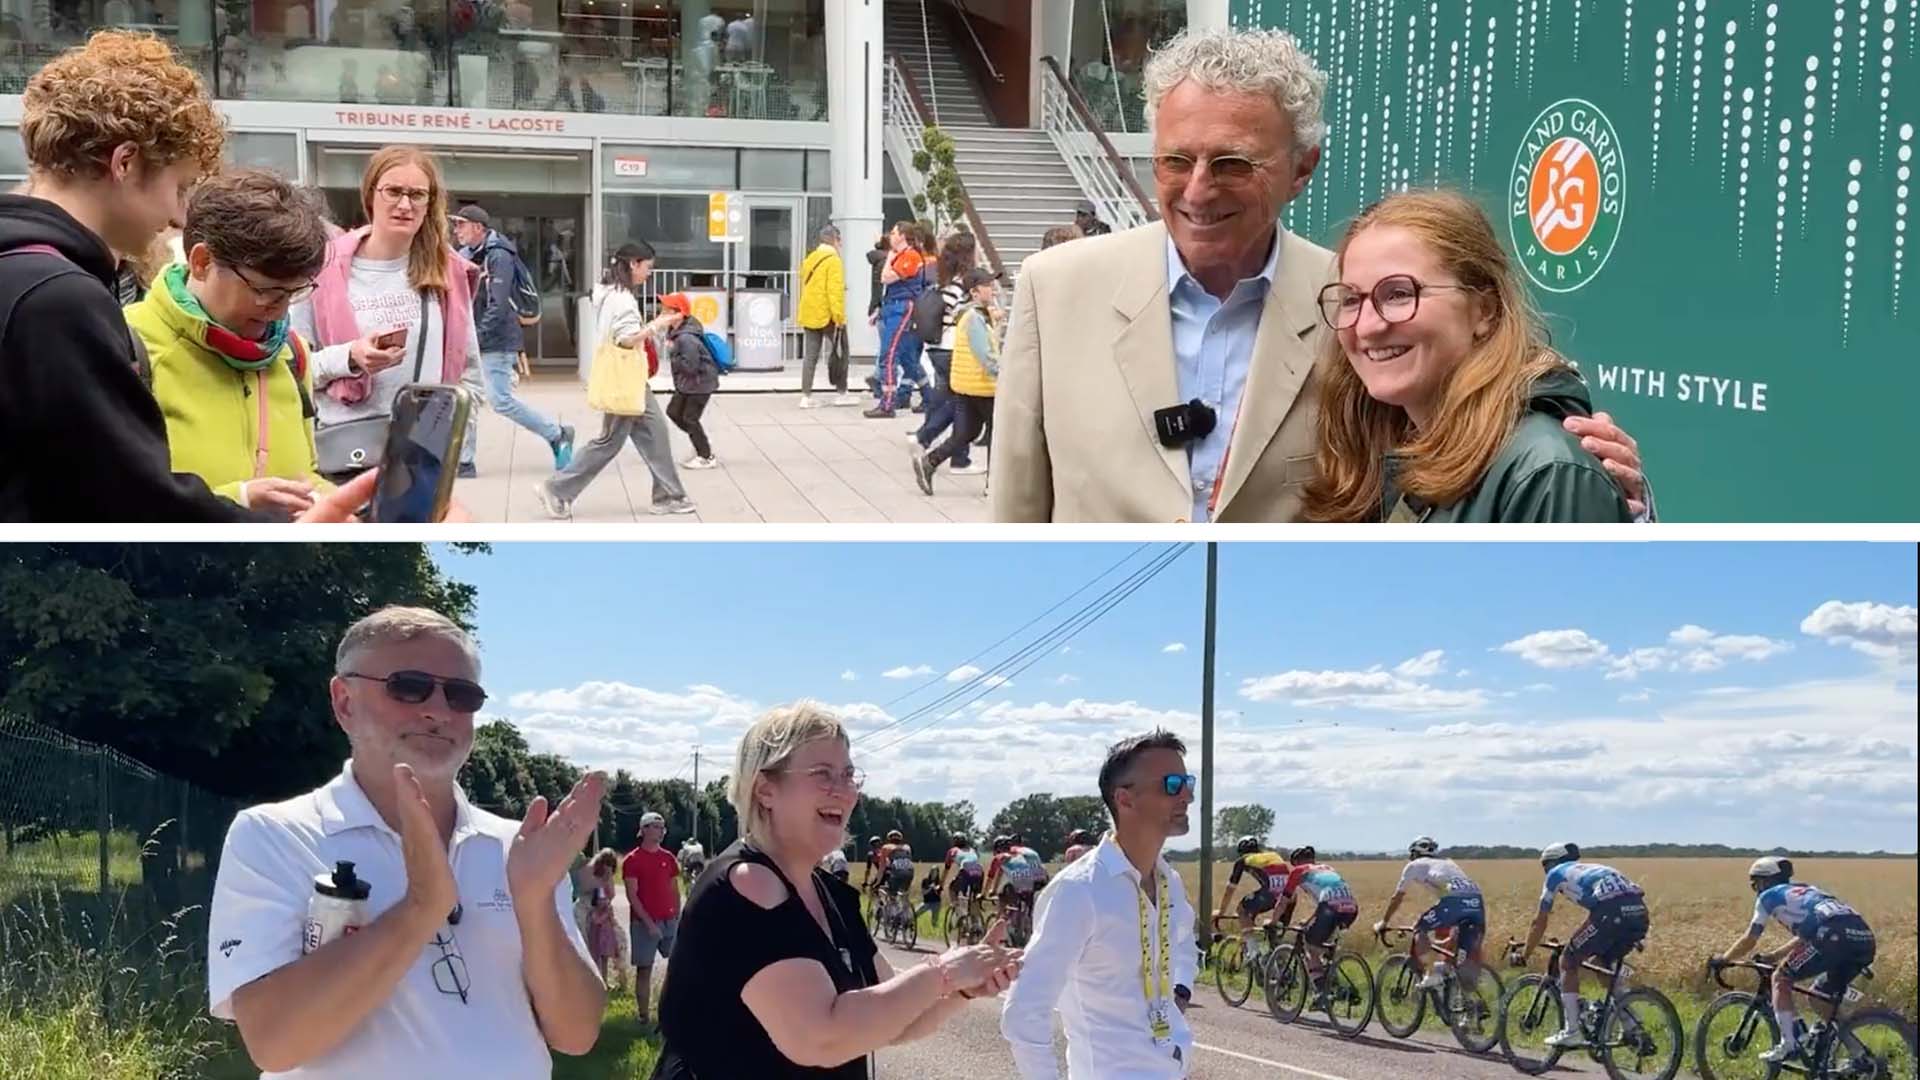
left=0, top=32, right=373, bottom=521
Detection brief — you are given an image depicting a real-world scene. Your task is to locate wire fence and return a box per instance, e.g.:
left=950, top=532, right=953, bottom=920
left=0, top=713, right=242, bottom=962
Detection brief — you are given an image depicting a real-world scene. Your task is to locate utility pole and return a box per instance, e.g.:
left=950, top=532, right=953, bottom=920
left=1198, top=542, right=1218, bottom=933
left=691, top=748, right=701, bottom=849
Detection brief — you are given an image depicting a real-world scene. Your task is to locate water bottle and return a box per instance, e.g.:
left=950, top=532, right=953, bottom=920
left=303, top=860, right=372, bottom=954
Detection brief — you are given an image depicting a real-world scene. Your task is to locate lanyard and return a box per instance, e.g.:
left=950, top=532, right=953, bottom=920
left=1135, top=867, right=1172, bottom=1013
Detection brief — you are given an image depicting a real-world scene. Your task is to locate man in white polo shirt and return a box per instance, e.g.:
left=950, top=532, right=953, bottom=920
left=207, top=605, right=608, bottom=1078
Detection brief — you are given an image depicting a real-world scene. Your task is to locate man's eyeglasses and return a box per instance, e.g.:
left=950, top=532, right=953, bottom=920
left=1151, top=152, right=1276, bottom=185
left=1317, top=274, right=1477, bottom=330
left=221, top=261, right=318, bottom=305
left=1127, top=773, right=1198, bottom=798
left=767, top=764, right=867, bottom=794
left=341, top=670, right=488, bottom=712
left=376, top=184, right=433, bottom=207
left=431, top=928, right=470, bottom=1005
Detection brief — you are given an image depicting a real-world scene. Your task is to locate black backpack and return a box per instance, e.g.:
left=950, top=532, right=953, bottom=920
left=910, top=284, right=946, bottom=343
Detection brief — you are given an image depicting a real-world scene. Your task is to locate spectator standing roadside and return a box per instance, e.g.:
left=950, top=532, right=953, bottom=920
left=623, top=811, right=682, bottom=1030
left=450, top=203, right=575, bottom=471
left=586, top=849, right=626, bottom=991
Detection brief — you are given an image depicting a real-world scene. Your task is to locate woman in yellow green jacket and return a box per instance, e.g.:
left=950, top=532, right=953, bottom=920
left=124, top=170, right=333, bottom=516
left=912, top=267, right=1000, bottom=495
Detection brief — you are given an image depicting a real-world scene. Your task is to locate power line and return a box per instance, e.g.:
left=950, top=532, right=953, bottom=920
left=875, top=543, right=1158, bottom=710
left=861, top=545, right=1194, bottom=757
left=853, top=544, right=1188, bottom=747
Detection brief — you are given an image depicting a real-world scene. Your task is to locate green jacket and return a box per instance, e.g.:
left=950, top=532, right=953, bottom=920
left=1382, top=367, right=1632, bottom=523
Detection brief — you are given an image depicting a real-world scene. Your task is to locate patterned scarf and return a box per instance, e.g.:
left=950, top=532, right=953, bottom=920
left=162, top=263, right=291, bottom=371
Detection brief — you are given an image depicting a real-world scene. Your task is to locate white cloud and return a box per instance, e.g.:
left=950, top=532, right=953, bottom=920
left=1606, top=646, right=1673, bottom=681
left=1238, top=668, right=1487, bottom=712
left=883, top=664, right=935, bottom=679
left=505, top=681, right=755, bottom=724
left=1395, top=649, right=1448, bottom=678
left=1619, top=689, right=1654, bottom=703
left=1455, top=669, right=1473, bottom=678
left=1162, top=642, right=1188, bottom=654
left=982, top=674, right=1013, bottom=689
left=1600, top=626, right=1790, bottom=681
left=972, top=698, right=1199, bottom=728
left=1801, top=601, right=1919, bottom=660
left=1055, top=674, right=1080, bottom=685
left=946, top=664, right=985, bottom=682
left=1521, top=683, right=1555, bottom=693
left=1497, top=629, right=1610, bottom=669
left=840, top=670, right=858, bottom=682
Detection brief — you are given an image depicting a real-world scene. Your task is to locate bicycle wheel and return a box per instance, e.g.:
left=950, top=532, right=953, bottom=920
left=942, top=906, right=959, bottom=948
left=1215, top=937, right=1252, bottom=1007
left=1266, top=945, right=1311, bottom=1024
left=1692, top=992, right=1779, bottom=1080
left=1447, top=966, right=1505, bottom=1054
left=1325, top=952, right=1376, bottom=1039
left=1832, top=1008, right=1919, bottom=1080
left=1599, top=987, right=1683, bottom=1080
left=903, top=909, right=919, bottom=950
left=1375, top=955, right=1428, bottom=1038
left=1498, top=974, right=1568, bottom=1076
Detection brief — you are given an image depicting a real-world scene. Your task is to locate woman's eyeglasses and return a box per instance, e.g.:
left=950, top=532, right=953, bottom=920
left=768, top=764, right=867, bottom=794
left=1150, top=152, right=1275, bottom=185
left=221, top=262, right=318, bottom=305
left=376, top=184, right=433, bottom=207
left=341, top=670, right=488, bottom=712
left=1317, top=275, right=1476, bottom=330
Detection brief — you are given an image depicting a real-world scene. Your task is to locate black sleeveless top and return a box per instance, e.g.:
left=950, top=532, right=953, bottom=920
left=657, top=840, right=880, bottom=1079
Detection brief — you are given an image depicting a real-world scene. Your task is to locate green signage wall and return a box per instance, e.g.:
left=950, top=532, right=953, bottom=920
left=1231, top=0, right=1918, bottom=520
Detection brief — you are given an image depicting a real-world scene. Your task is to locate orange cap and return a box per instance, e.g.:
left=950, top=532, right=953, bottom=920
left=659, top=292, right=691, bottom=314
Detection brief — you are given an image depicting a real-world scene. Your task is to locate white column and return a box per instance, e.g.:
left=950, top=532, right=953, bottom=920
left=1188, top=0, right=1231, bottom=31
left=828, top=0, right=884, bottom=359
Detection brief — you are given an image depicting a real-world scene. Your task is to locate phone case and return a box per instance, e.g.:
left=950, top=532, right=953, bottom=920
left=368, top=384, right=472, bottom=522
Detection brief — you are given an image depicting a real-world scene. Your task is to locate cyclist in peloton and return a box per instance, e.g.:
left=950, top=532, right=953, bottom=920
left=1713, top=856, right=1879, bottom=1064
left=878, top=829, right=916, bottom=912
left=1061, top=828, right=1097, bottom=866
left=1374, top=835, right=1487, bottom=990
left=1009, top=832, right=1049, bottom=892
left=941, top=833, right=986, bottom=911
left=987, top=834, right=1046, bottom=920
left=1214, top=835, right=1289, bottom=953
left=1275, top=845, right=1359, bottom=1003
left=1515, top=842, right=1650, bottom=1049
left=860, top=834, right=884, bottom=896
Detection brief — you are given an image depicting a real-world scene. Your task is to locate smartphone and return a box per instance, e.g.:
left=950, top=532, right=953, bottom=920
left=374, top=327, right=408, bottom=350
left=367, top=384, right=472, bottom=523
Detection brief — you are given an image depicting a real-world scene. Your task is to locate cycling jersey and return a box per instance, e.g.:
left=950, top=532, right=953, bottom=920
left=1062, top=844, right=1092, bottom=865
left=945, top=847, right=983, bottom=875
left=1751, top=883, right=1865, bottom=940
left=1000, top=848, right=1045, bottom=891
left=1538, top=862, right=1641, bottom=913
left=879, top=843, right=915, bottom=889
left=1282, top=863, right=1356, bottom=908
left=1229, top=852, right=1292, bottom=897
left=820, top=850, right=849, bottom=877
left=1396, top=857, right=1481, bottom=898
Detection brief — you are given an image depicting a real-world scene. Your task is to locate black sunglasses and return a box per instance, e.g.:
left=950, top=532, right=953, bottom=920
left=342, top=670, right=488, bottom=712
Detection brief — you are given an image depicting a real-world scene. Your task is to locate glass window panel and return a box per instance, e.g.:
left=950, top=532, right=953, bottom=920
left=0, top=1, right=215, bottom=94
left=805, top=149, right=831, bottom=192
left=603, top=193, right=724, bottom=272
left=218, top=0, right=451, bottom=106
left=0, top=127, right=27, bottom=179
left=740, top=148, right=803, bottom=191
left=1068, top=0, right=1186, bottom=133
left=225, top=131, right=301, bottom=178
left=601, top=145, right=736, bottom=189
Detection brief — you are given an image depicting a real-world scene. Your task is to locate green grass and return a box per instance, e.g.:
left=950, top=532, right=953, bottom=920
left=0, top=830, right=156, bottom=909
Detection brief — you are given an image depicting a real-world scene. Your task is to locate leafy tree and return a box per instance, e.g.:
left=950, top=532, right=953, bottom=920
left=1215, top=804, right=1277, bottom=848
left=0, top=543, right=482, bottom=803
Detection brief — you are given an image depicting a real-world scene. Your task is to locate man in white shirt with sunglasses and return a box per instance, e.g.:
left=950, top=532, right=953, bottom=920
left=1001, top=729, right=1200, bottom=1078
left=206, top=606, right=607, bottom=1078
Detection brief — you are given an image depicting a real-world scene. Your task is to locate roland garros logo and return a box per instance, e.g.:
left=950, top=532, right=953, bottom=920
left=1509, top=98, right=1626, bottom=293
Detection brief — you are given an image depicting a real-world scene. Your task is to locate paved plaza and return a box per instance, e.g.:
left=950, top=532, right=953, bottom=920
left=455, top=370, right=992, bottom=523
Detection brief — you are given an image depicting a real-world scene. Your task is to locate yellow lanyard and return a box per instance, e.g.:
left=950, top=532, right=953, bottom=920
left=1135, top=867, right=1172, bottom=1017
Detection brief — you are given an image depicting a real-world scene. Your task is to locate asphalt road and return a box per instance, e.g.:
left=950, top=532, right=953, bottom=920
left=868, top=940, right=1619, bottom=1080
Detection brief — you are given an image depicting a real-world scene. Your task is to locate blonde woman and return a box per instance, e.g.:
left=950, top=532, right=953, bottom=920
left=655, top=702, right=1021, bottom=1078
left=1303, top=189, right=1634, bottom=523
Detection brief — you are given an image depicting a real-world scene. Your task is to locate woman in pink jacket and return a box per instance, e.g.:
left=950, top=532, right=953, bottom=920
left=290, top=146, right=490, bottom=482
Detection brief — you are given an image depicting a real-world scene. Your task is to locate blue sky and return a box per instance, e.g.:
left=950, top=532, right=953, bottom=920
left=438, top=543, right=1918, bottom=853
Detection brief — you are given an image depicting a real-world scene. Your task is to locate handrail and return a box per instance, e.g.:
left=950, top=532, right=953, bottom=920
left=886, top=56, right=1007, bottom=278
left=945, top=0, right=1004, bottom=83
left=1039, top=56, right=1157, bottom=227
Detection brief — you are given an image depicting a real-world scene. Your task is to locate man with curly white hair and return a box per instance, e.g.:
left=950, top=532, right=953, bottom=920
left=989, top=27, right=1644, bottom=523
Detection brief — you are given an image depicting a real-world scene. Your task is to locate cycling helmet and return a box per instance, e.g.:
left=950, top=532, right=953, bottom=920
left=886, top=829, right=904, bottom=843
left=1287, top=845, right=1316, bottom=864
left=992, top=835, right=1012, bottom=853
left=1748, top=856, right=1793, bottom=890
left=1010, top=831, right=1025, bottom=844
left=1409, top=836, right=1439, bottom=859
left=1540, top=841, right=1580, bottom=869
left=868, top=836, right=882, bottom=846
left=951, top=833, right=968, bottom=848
left=1235, top=835, right=1261, bottom=855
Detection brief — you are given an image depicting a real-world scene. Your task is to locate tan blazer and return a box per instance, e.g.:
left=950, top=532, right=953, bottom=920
left=989, top=221, right=1335, bottom=522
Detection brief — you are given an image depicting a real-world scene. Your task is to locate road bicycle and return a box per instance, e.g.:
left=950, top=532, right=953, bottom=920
left=1262, top=915, right=1376, bottom=1039
left=873, top=887, right=918, bottom=949
left=1695, top=957, right=1917, bottom=1080
left=1374, top=924, right=1504, bottom=1053
left=994, top=891, right=1036, bottom=948
left=1211, top=913, right=1283, bottom=1008
left=1497, top=935, right=1683, bottom=1080
left=943, top=888, right=989, bottom=947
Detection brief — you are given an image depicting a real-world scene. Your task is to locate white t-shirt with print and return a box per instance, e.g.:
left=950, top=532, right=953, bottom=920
left=207, top=760, right=591, bottom=1079
left=290, top=255, right=484, bottom=427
